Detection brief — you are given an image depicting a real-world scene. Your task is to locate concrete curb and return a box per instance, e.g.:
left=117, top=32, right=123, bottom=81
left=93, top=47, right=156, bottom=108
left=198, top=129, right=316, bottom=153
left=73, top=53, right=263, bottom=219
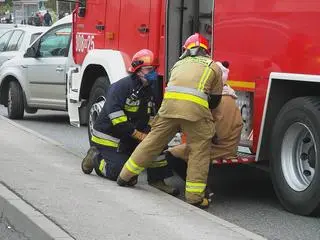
left=0, top=183, right=74, bottom=240
left=0, top=115, right=83, bottom=159
left=0, top=115, right=267, bottom=240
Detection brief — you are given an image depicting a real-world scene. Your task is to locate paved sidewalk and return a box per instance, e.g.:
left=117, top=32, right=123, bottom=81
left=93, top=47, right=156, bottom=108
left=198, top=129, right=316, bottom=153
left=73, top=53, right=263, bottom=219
left=0, top=116, right=266, bottom=240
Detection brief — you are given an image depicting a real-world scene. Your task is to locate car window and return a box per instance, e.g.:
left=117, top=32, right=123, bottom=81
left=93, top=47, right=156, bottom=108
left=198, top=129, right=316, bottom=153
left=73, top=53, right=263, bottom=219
left=38, top=24, right=71, bottom=58
left=30, top=32, right=42, bottom=44
left=0, top=29, right=8, bottom=37
left=6, top=30, right=24, bottom=51
left=0, top=31, right=12, bottom=52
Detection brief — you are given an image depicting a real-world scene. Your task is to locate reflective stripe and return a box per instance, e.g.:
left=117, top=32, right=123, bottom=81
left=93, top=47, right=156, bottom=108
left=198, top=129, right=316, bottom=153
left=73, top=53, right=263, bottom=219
left=147, top=102, right=153, bottom=114
left=92, top=129, right=120, bottom=143
left=108, top=110, right=128, bottom=125
left=91, top=136, right=119, bottom=148
left=125, top=98, right=140, bottom=105
left=198, top=66, right=212, bottom=92
left=99, top=159, right=107, bottom=176
left=186, top=43, right=208, bottom=50
left=185, top=181, right=206, bottom=193
left=149, top=160, right=168, bottom=168
left=125, top=105, right=139, bottom=112
left=227, top=80, right=255, bottom=89
left=164, top=92, right=208, bottom=109
left=124, top=157, right=144, bottom=175
left=149, top=154, right=167, bottom=168
left=108, top=110, right=125, bottom=120
left=111, top=115, right=128, bottom=125
left=166, top=86, right=208, bottom=100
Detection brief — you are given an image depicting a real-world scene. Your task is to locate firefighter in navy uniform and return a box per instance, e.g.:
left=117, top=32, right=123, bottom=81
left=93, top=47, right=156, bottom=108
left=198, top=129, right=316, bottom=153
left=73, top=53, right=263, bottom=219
left=117, top=33, right=223, bottom=209
left=81, top=49, right=179, bottom=196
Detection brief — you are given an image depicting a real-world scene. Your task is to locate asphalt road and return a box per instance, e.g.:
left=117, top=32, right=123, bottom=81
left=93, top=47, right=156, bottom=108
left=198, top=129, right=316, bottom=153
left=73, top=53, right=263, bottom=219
left=0, top=106, right=319, bottom=240
left=0, top=221, right=29, bottom=240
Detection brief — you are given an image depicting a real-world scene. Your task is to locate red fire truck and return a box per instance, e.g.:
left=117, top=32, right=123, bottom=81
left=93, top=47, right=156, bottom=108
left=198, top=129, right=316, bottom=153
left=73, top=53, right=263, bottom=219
left=66, top=0, right=320, bottom=216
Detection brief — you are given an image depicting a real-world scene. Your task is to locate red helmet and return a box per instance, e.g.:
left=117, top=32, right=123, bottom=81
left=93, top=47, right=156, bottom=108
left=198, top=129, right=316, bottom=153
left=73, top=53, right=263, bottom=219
left=128, top=49, right=157, bottom=72
left=182, top=33, right=210, bottom=54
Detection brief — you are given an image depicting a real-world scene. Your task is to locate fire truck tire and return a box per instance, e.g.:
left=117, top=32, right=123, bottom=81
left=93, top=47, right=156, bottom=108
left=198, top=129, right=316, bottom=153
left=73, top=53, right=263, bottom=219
left=7, top=81, right=24, bottom=119
left=271, top=96, right=320, bottom=216
left=87, top=76, right=108, bottom=146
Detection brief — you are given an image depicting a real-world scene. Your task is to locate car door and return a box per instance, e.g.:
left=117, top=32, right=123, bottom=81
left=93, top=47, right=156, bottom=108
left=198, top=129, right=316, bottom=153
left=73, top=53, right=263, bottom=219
left=0, top=30, right=14, bottom=66
left=26, top=23, right=71, bottom=109
left=0, top=30, right=24, bottom=66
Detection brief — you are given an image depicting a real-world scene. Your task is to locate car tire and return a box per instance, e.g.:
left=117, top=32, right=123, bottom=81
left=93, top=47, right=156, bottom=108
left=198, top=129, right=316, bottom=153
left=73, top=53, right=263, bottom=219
left=87, top=76, right=109, bottom=146
left=271, top=96, right=320, bottom=216
left=7, top=81, right=24, bottom=119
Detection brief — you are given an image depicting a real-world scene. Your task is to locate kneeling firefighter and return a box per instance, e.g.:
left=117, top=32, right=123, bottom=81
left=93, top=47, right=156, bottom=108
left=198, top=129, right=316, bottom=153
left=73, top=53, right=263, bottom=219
left=81, top=49, right=179, bottom=196
left=117, top=33, right=223, bottom=209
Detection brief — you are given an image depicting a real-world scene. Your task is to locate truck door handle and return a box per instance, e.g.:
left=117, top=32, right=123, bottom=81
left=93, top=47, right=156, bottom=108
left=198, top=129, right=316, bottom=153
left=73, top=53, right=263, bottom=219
left=96, top=24, right=105, bottom=31
left=56, top=67, right=64, bottom=72
left=138, top=24, right=149, bottom=33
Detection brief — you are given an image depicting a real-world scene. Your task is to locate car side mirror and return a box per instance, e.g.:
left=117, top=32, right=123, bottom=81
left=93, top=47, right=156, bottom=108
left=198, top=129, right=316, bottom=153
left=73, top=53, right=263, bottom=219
left=23, top=46, right=39, bottom=58
left=24, top=39, right=41, bottom=58
left=78, top=7, right=86, bottom=17
left=24, top=46, right=37, bottom=58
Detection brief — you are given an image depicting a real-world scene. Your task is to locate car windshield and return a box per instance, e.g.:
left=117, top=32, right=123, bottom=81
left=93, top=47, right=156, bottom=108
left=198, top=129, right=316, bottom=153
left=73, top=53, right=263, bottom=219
left=30, top=32, right=42, bottom=44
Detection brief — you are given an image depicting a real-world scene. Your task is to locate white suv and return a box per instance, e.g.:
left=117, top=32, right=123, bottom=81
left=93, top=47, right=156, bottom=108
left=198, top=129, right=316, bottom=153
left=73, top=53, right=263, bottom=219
left=0, top=15, right=72, bottom=119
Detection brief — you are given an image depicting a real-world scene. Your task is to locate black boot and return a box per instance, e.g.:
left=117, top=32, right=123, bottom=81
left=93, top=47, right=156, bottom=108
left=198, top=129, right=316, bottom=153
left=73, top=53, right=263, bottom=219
left=81, top=146, right=99, bottom=174
left=117, top=175, right=138, bottom=187
left=191, top=198, right=210, bottom=209
left=148, top=180, right=180, bottom=196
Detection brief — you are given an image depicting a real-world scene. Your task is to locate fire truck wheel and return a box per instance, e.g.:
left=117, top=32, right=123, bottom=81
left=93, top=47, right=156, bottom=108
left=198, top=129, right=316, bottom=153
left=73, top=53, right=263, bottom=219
left=87, top=76, right=108, bottom=146
left=271, top=96, right=320, bottom=216
left=7, top=81, right=24, bottom=119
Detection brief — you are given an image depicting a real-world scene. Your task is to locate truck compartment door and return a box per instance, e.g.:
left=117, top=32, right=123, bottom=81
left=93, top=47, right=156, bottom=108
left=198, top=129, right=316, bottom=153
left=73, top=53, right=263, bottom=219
left=118, top=0, right=151, bottom=57
left=73, top=0, right=107, bottom=64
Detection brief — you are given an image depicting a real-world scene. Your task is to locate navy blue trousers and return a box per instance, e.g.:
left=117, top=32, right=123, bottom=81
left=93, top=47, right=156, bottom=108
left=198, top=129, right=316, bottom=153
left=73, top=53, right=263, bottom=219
left=94, top=146, right=173, bottom=182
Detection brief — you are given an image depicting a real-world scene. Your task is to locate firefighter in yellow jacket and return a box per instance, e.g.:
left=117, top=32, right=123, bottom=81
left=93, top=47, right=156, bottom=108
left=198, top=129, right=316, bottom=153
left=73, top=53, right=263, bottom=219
left=117, top=33, right=223, bottom=209
left=166, top=61, right=243, bottom=181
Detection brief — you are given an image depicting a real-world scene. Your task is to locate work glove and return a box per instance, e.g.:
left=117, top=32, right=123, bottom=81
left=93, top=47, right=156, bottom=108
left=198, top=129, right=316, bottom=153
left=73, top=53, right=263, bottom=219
left=131, top=129, right=147, bottom=142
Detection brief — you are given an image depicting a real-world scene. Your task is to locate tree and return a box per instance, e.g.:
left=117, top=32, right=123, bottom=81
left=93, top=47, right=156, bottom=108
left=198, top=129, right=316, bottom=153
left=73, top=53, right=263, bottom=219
left=46, top=0, right=57, bottom=11
left=0, top=0, right=13, bottom=15
left=45, top=0, right=76, bottom=14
